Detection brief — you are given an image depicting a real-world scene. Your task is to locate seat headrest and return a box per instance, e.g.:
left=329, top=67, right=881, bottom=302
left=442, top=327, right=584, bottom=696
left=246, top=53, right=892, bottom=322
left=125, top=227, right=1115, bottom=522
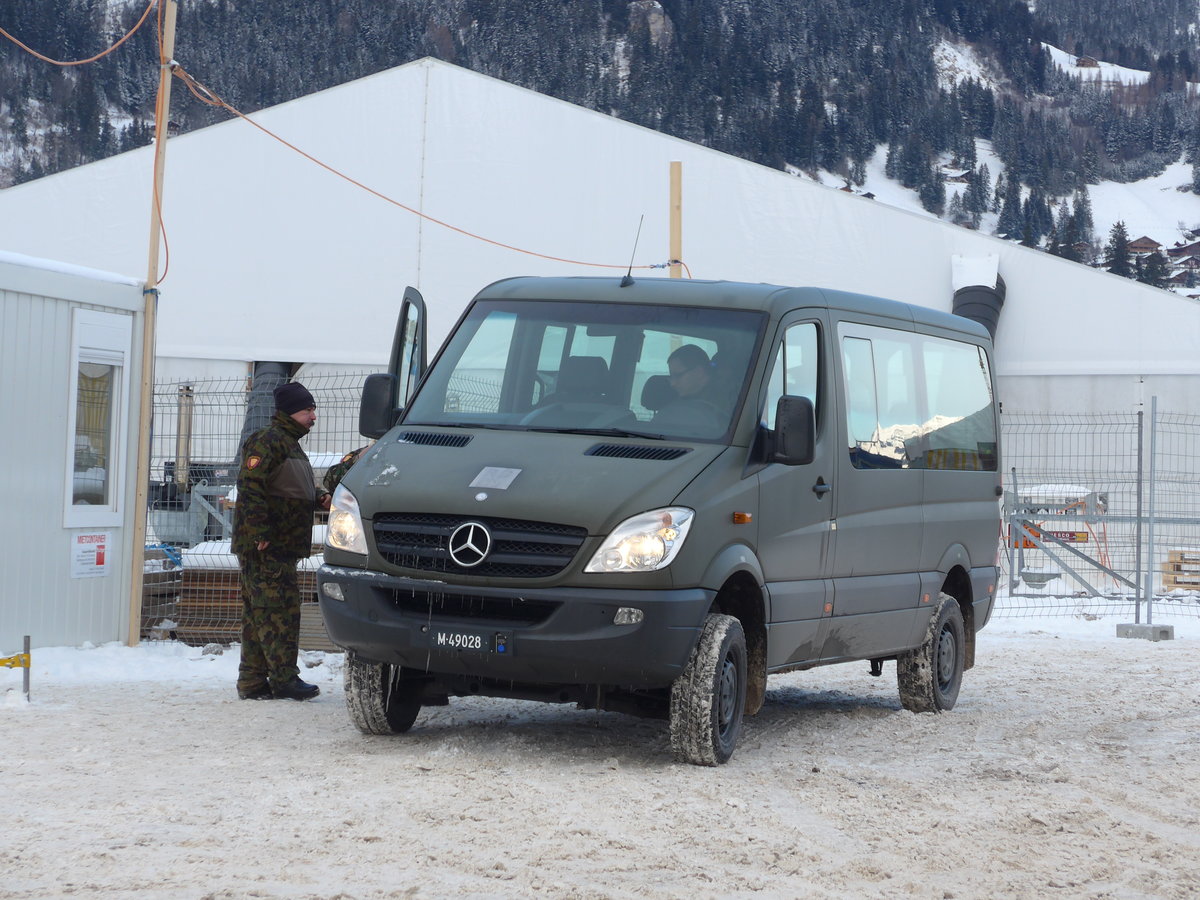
left=640, top=374, right=676, bottom=411
left=557, top=356, right=608, bottom=395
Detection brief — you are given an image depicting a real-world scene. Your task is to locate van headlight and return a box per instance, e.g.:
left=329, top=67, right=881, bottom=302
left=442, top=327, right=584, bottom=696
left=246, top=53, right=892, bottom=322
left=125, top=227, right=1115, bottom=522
left=326, top=485, right=368, bottom=555
left=585, top=508, right=694, bottom=573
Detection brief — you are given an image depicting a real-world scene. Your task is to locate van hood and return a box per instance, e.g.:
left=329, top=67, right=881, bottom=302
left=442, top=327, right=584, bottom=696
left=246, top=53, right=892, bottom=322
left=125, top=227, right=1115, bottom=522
left=344, top=428, right=730, bottom=533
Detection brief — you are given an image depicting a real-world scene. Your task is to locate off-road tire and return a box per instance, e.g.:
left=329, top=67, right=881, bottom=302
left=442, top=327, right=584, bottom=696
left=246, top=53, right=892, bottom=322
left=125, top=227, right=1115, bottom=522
left=897, top=592, right=965, bottom=713
left=669, top=614, right=747, bottom=766
left=344, top=653, right=422, bottom=734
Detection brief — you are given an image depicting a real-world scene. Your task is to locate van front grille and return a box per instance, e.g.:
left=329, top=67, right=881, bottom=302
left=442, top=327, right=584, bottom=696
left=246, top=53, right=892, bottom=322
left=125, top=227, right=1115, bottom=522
left=385, top=588, right=559, bottom=625
left=373, top=513, right=588, bottom=578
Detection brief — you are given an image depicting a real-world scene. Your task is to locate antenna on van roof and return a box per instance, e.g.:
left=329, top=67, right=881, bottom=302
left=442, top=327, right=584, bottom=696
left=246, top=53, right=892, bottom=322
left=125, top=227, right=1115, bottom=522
left=620, top=215, right=644, bottom=287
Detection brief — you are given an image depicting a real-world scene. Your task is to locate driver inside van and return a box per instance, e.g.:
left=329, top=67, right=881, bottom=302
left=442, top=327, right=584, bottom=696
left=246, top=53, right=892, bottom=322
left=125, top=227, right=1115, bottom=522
left=667, top=344, right=720, bottom=406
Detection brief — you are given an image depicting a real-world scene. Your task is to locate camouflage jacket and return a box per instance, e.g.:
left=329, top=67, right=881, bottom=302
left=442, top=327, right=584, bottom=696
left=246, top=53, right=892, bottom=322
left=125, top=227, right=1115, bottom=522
left=232, top=411, right=325, bottom=561
left=323, top=445, right=371, bottom=495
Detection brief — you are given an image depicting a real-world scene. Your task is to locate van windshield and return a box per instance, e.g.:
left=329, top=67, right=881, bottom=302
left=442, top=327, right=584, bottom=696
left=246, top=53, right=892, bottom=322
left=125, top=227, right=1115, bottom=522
left=404, top=299, right=766, bottom=441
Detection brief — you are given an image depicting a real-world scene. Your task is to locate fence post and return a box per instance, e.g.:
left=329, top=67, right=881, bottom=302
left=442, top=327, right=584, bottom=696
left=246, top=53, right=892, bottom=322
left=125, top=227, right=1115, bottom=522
left=1007, top=467, right=1018, bottom=592
left=1, top=635, right=31, bottom=702
left=1135, top=409, right=1143, bottom=623
left=1142, top=396, right=1158, bottom=625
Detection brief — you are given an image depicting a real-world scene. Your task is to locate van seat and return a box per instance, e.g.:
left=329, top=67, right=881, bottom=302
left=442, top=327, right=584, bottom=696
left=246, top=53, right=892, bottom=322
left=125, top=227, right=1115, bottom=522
left=546, top=356, right=609, bottom=404
left=640, top=374, right=676, bottom=411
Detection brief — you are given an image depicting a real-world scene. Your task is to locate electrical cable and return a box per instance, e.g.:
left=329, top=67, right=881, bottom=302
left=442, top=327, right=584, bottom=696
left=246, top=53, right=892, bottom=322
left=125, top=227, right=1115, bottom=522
left=3, top=0, right=691, bottom=280
left=150, top=0, right=171, bottom=284
left=0, top=0, right=158, bottom=67
left=172, top=64, right=688, bottom=274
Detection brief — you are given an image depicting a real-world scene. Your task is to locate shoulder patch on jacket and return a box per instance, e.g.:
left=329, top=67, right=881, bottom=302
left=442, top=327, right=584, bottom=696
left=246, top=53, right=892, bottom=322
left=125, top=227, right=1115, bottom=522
left=246, top=456, right=262, bottom=469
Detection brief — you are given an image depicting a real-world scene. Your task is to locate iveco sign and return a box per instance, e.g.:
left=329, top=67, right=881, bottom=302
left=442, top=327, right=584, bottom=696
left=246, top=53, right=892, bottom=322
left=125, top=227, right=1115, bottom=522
left=447, top=521, right=492, bottom=568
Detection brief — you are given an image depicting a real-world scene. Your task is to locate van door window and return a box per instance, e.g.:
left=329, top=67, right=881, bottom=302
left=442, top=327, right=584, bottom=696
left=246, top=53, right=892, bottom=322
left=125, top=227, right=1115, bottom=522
left=842, top=336, right=895, bottom=468
left=762, top=322, right=819, bottom=429
left=842, top=330, right=920, bottom=469
left=444, top=311, right=516, bottom=414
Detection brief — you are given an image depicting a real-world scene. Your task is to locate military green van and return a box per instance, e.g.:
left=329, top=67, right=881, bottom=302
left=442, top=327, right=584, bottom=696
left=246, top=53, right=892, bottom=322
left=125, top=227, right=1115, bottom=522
left=317, top=276, right=1001, bottom=765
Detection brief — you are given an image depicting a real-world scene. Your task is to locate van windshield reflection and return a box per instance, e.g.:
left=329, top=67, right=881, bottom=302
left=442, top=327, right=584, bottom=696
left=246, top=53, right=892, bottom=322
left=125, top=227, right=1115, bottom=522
left=403, top=300, right=766, bottom=442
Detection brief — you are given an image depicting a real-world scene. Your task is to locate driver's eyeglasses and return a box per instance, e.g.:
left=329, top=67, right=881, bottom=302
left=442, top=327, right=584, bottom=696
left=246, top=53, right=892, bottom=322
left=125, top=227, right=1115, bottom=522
left=669, top=366, right=699, bottom=381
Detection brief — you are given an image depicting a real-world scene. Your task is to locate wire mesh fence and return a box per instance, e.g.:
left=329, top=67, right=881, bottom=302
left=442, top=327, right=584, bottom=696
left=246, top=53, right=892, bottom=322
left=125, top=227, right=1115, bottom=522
left=141, top=372, right=378, bottom=646
left=995, top=407, right=1200, bottom=621
left=137, top=381, right=1200, bottom=645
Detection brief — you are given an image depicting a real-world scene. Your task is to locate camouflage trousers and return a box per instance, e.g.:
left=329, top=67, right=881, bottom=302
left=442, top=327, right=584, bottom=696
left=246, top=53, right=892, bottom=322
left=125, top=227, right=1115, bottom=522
left=237, top=554, right=302, bottom=692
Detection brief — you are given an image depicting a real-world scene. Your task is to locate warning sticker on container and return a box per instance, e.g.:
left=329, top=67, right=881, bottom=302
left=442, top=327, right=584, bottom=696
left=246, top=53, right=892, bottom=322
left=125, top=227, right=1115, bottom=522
left=71, top=531, right=111, bottom=578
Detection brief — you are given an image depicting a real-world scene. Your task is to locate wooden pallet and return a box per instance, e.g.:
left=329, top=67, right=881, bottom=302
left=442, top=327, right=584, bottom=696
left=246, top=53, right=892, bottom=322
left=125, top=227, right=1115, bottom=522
left=172, top=567, right=325, bottom=647
left=1161, top=549, right=1200, bottom=590
left=140, top=548, right=183, bottom=631
left=300, top=602, right=340, bottom=652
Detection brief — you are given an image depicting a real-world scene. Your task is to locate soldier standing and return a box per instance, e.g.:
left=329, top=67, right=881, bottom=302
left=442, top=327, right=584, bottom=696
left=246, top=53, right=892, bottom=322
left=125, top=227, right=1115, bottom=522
left=232, top=382, right=332, bottom=701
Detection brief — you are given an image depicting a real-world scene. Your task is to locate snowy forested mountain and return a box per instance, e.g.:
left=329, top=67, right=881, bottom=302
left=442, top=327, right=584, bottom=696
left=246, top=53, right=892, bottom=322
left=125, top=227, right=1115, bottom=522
left=2, top=0, right=1200, bottom=286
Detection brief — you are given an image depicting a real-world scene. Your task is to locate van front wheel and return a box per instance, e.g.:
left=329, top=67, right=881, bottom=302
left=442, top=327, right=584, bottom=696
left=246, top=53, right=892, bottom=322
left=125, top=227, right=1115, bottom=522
left=670, top=614, right=747, bottom=766
left=344, top=653, right=422, bottom=734
left=897, top=593, right=965, bottom=713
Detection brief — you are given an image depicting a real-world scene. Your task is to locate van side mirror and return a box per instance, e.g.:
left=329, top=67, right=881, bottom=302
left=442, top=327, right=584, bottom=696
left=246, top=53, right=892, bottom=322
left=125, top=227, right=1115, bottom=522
left=773, top=395, right=815, bottom=466
left=359, top=373, right=401, bottom=439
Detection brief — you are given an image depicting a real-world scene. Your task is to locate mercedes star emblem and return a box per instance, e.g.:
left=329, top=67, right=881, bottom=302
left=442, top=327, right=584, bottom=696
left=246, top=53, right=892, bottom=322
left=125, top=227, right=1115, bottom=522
left=448, top=521, right=492, bottom=568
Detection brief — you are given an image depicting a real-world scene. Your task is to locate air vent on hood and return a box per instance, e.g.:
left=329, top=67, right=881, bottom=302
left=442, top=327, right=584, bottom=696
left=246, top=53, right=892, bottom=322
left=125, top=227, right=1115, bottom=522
left=397, top=431, right=472, bottom=447
left=585, top=443, right=692, bottom=460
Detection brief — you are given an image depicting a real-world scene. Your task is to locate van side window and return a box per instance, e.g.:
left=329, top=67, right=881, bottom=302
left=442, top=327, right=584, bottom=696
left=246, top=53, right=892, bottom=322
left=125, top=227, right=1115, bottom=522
left=762, top=322, right=818, bottom=429
left=840, top=325, right=997, bottom=471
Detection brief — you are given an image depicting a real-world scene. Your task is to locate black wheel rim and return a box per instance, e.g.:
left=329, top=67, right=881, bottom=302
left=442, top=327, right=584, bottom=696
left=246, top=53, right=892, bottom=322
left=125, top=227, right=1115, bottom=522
left=717, top=651, right=739, bottom=735
left=935, top=626, right=957, bottom=690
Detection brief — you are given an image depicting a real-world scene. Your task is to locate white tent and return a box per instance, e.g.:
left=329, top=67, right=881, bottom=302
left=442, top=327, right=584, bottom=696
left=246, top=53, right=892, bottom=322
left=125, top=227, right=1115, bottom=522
left=0, top=57, right=1196, bottom=411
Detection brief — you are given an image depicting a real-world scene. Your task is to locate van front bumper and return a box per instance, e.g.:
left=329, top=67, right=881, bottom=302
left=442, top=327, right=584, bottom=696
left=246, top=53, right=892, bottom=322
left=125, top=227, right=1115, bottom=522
left=317, top=565, right=715, bottom=688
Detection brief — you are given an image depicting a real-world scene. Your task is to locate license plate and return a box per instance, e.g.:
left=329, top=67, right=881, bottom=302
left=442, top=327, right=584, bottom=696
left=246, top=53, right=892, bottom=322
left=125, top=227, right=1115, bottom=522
left=433, top=628, right=485, bottom=651
left=427, top=627, right=510, bottom=654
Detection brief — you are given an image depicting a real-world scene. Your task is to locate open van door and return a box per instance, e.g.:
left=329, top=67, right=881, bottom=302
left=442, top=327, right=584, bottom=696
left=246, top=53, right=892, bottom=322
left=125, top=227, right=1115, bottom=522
left=359, top=287, right=427, bottom=438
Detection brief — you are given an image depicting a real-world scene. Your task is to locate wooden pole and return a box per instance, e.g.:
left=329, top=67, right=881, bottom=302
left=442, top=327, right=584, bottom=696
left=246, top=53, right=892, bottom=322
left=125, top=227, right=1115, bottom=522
left=127, top=0, right=179, bottom=646
left=669, top=161, right=682, bottom=278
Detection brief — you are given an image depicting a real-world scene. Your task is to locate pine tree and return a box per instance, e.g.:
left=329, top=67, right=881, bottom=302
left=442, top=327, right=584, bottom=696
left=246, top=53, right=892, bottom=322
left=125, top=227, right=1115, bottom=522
left=1104, top=221, right=1134, bottom=278
left=1138, top=250, right=1170, bottom=289
left=1072, top=187, right=1095, bottom=246
left=997, top=174, right=1023, bottom=238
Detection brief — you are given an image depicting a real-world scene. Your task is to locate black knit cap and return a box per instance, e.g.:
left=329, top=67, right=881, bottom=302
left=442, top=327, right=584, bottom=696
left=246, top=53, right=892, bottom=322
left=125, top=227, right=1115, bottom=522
left=274, top=382, right=316, bottom=415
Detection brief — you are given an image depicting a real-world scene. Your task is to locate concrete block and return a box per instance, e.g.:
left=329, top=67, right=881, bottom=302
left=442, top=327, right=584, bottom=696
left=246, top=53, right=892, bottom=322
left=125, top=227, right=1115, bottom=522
left=1116, top=623, right=1176, bottom=642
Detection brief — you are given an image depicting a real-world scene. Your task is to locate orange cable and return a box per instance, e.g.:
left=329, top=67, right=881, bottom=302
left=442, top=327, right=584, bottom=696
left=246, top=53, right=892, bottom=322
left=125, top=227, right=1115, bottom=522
left=172, top=65, right=683, bottom=273
left=0, top=0, right=158, bottom=67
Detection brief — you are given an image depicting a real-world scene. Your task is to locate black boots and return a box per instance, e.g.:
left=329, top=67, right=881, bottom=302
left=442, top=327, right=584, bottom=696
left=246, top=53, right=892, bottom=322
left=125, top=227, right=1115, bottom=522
left=272, top=677, right=320, bottom=701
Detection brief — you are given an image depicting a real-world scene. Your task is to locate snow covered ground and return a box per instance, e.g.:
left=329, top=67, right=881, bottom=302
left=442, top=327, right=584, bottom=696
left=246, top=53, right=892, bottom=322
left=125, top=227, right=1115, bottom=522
left=4, top=610, right=1198, bottom=899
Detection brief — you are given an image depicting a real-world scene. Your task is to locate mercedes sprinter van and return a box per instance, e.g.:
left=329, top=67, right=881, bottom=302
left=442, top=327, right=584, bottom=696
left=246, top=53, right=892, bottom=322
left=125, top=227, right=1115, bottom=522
left=318, top=276, right=1001, bottom=765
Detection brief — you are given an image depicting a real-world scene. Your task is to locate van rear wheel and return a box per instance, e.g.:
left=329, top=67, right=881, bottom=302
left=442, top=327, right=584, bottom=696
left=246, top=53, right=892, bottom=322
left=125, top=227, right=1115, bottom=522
left=344, top=653, right=422, bottom=734
left=670, top=614, right=747, bottom=766
left=897, top=593, right=964, bottom=713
